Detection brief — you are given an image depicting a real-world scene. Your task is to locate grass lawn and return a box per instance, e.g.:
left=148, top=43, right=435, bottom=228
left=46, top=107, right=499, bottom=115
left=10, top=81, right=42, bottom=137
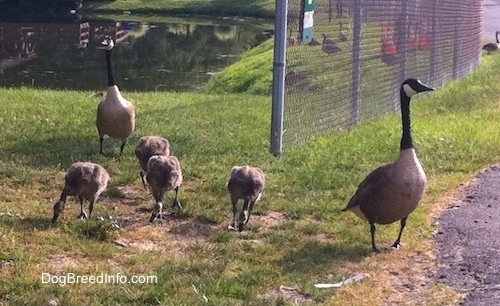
left=0, top=50, right=499, bottom=304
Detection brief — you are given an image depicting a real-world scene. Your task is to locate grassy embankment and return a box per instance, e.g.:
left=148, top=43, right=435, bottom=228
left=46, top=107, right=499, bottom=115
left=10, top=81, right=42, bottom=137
left=0, top=43, right=500, bottom=304
left=82, top=0, right=276, bottom=19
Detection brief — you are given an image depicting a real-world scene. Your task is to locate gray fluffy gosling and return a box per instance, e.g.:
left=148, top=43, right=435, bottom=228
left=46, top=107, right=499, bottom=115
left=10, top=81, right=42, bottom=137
left=227, top=165, right=266, bottom=231
left=146, top=155, right=183, bottom=222
left=342, top=78, right=434, bottom=253
left=135, top=136, right=171, bottom=189
left=52, top=162, right=110, bottom=223
left=96, top=36, right=136, bottom=156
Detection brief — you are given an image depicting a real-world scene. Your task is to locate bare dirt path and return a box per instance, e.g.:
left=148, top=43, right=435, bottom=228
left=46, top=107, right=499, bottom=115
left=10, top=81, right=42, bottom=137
left=434, top=165, right=500, bottom=305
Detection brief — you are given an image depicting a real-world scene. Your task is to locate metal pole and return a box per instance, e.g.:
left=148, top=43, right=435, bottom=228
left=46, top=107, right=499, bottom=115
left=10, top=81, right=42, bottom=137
left=270, top=0, right=288, bottom=156
left=429, top=0, right=440, bottom=85
left=350, top=0, right=362, bottom=126
left=395, top=0, right=409, bottom=110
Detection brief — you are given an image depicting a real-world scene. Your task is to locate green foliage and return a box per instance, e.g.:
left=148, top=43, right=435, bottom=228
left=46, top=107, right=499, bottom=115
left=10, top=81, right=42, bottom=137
left=205, top=38, right=274, bottom=95
left=64, top=218, right=121, bottom=241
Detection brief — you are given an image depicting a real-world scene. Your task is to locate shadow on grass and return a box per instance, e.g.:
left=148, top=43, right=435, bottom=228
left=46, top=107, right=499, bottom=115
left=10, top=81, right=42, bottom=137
left=279, top=241, right=369, bottom=274
left=0, top=216, right=54, bottom=231
left=2, top=134, right=143, bottom=169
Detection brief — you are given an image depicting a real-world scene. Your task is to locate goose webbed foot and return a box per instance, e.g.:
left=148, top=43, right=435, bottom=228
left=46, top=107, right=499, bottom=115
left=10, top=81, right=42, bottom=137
left=171, top=200, right=182, bottom=211
left=237, top=223, right=245, bottom=232
left=149, top=213, right=168, bottom=224
left=77, top=212, right=88, bottom=220
left=391, top=241, right=402, bottom=250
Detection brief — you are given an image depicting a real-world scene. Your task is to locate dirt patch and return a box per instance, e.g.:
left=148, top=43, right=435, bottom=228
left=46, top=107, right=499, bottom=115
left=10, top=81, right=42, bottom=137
left=96, top=183, right=290, bottom=258
left=113, top=216, right=218, bottom=257
left=47, top=253, right=92, bottom=273
left=253, top=211, right=288, bottom=228
left=108, top=185, right=147, bottom=206
left=433, top=165, right=500, bottom=305
left=261, top=285, right=312, bottom=304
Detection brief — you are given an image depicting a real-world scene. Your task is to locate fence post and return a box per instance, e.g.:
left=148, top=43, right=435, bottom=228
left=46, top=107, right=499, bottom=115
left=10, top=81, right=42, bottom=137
left=395, top=0, right=409, bottom=110
left=429, top=0, right=440, bottom=85
left=350, top=0, right=362, bottom=126
left=452, top=7, right=460, bottom=79
left=270, top=0, right=288, bottom=156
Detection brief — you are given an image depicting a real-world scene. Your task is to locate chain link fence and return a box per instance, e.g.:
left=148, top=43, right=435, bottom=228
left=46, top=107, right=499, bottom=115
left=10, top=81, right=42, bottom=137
left=271, top=0, right=483, bottom=154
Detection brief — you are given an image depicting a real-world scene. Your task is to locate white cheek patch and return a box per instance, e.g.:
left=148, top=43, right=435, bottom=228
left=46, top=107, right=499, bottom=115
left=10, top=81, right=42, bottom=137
left=403, top=84, right=417, bottom=97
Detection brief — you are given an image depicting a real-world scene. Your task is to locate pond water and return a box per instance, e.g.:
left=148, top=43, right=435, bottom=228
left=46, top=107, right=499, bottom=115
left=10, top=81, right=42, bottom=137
left=0, top=13, right=273, bottom=92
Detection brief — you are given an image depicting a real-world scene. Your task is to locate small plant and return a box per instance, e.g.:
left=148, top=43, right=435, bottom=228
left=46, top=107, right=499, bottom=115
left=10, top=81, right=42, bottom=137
left=64, top=216, right=121, bottom=241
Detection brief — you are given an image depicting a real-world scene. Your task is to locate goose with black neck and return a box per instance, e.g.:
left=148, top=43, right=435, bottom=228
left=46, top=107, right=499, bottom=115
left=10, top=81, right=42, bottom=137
left=96, top=36, right=136, bottom=156
left=342, top=78, right=434, bottom=253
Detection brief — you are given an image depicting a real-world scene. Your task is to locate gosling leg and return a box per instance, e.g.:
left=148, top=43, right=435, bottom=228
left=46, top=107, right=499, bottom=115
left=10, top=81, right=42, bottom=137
left=119, top=138, right=127, bottom=156
left=99, top=136, right=104, bottom=155
left=77, top=196, right=87, bottom=220
left=238, top=200, right=250, bottom=232
left=228, top=196, right=238, bottom=231
left=150, top=201, right=163, bottom=223
left=88, top=200, right=95, bottom=220
left=140, top=170, right=147, bottom=189
left=171, top=187, right=182, bottom=210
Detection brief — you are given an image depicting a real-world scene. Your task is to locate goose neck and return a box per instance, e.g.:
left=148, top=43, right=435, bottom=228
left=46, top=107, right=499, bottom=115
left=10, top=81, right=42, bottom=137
left=105, top=50, right=117, bottom=87
left=58, top=190, right=68, bottom=203
left=400, top=89, right=413, bottom=150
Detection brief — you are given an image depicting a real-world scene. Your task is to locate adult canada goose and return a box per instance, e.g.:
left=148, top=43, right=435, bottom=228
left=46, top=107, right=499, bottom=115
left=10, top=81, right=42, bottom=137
left=322, top=34, right=342, bottom=54
left=482, top=31, right=500, bottom=54
left=96, top=36, right=135, bottom=156
left=342, top=78, right=434, bottom=253
left=339, top=22, right=351, bottom=41
left=322, top=33, right=336, bottom=46
left=52, top=162, right=110, bottom=223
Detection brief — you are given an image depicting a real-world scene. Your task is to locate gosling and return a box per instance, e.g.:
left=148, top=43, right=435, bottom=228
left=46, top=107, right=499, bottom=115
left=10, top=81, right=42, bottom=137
left=146, top=155, right=183, bottom=222
left=96, top=36, right=135, bottom=156
left=135, top=136, right=170, bottom=189
left=52, top=162, right=110, bottom=223
left=227, top=165, right=266, bottom=231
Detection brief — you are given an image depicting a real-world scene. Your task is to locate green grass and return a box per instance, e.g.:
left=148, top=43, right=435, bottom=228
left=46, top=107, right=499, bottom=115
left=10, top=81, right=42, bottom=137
left=0, top=53, right=500, bottom=304
left=82, top=0, right=276, bottom=19
left=205, top=38, right=274, bottom=95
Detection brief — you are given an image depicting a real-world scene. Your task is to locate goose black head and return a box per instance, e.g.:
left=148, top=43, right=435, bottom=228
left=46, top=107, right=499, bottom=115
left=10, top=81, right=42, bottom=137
left=101, top=36, right=115, bottom=51
left=401, top=78, right=434, bottom=98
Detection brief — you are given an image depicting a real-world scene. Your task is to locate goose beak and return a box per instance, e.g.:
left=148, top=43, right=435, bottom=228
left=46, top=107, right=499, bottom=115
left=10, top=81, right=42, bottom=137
left=416, top=82, right=434, bottom=93
left=98, top=36, right=114, bottom=50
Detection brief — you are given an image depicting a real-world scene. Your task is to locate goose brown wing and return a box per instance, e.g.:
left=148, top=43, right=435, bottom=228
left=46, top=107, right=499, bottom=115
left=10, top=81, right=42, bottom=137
left=343, top=163, right=393, bottom=210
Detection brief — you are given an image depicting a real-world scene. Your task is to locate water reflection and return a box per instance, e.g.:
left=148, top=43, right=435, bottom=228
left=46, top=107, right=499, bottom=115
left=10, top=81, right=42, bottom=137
left=0, top=18, right=272, bottom=91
